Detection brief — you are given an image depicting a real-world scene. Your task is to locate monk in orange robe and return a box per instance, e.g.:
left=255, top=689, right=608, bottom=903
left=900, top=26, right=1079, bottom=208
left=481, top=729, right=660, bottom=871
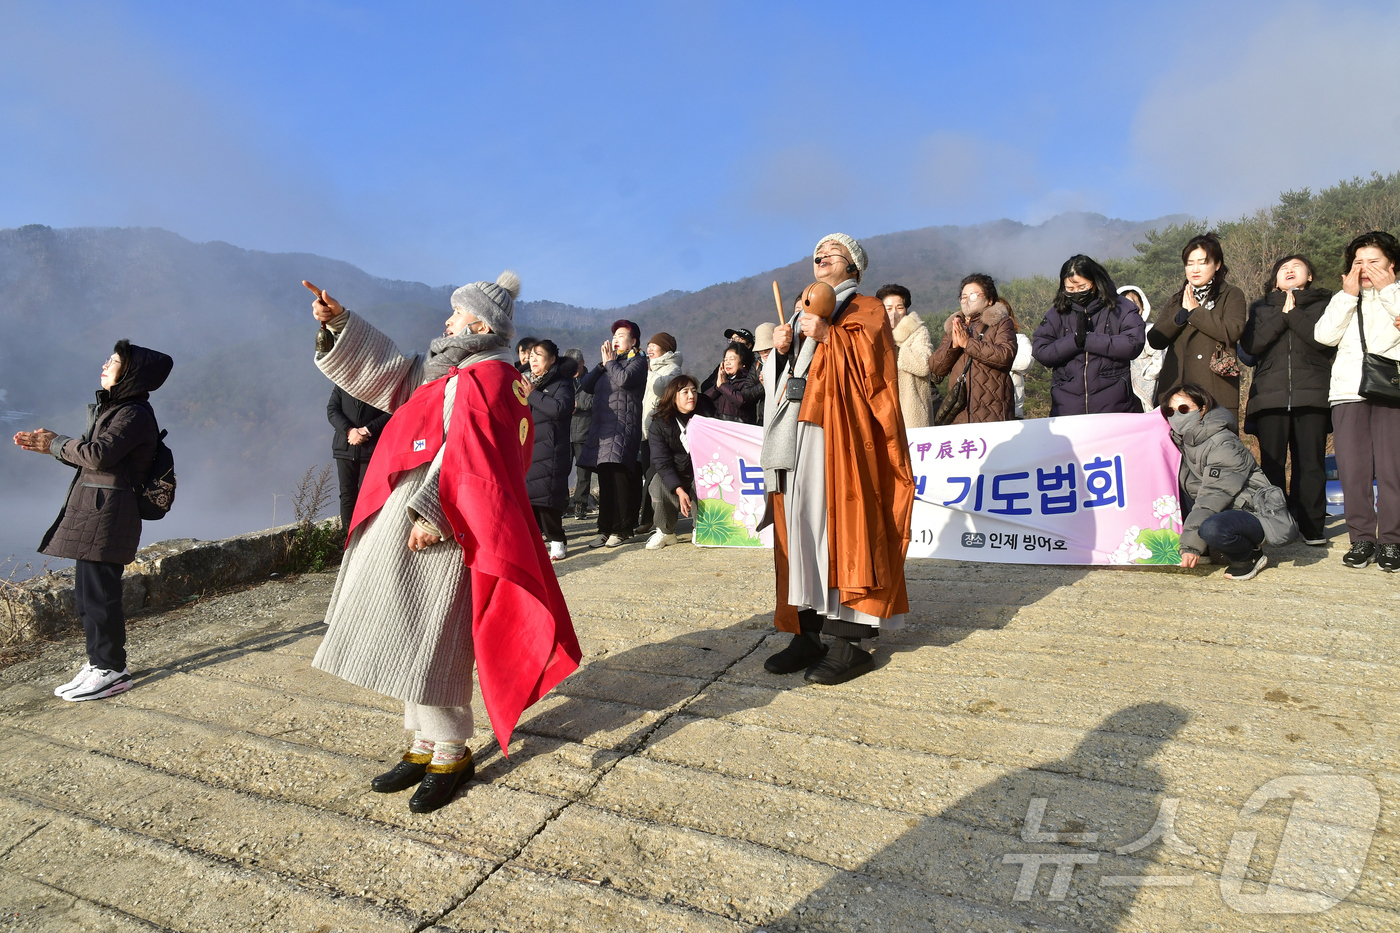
left=759, top=234, right=915, bottom=684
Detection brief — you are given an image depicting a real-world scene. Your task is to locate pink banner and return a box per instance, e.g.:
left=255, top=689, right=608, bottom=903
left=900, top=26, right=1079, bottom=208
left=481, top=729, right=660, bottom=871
left=905, top=413, right=1184, bottom=565
left=687, top=413, right=1185, bottom=565
left=686, top=416, right=772, bottom=548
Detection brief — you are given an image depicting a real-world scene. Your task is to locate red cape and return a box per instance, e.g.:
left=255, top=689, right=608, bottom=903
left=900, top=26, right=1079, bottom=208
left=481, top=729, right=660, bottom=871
left=349, top=361, right=581, bottom=752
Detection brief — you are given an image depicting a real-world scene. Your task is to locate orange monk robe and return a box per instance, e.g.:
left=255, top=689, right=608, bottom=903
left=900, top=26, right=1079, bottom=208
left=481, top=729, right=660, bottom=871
left=771, top=294, right=915, bottom=632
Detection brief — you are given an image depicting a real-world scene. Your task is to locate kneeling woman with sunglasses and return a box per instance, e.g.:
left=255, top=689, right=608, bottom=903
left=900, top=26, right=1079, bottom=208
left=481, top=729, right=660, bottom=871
left=1164, top=383, right=1298, bottom=580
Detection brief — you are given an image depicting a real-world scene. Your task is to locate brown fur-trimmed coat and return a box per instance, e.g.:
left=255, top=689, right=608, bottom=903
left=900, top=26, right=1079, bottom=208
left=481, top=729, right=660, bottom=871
left=930, top=302, right=1017, bottom=424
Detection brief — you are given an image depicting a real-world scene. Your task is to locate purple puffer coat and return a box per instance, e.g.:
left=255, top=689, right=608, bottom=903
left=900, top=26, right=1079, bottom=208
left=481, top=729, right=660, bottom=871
left=1032, top=294, right=1146, bottom=416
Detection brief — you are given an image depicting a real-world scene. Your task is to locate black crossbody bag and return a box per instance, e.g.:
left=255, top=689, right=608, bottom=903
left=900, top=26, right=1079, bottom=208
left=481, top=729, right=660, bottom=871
left=1355, top=297, right=1400, bottom=404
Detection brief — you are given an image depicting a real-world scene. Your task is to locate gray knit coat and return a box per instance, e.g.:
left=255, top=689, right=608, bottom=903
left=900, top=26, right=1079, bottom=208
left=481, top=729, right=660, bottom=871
left=312, top=312, right=512, bottom=708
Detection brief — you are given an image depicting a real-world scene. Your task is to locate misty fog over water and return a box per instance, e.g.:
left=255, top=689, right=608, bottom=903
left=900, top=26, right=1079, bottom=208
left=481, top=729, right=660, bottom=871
left=3, top=427, right=342, bottom=582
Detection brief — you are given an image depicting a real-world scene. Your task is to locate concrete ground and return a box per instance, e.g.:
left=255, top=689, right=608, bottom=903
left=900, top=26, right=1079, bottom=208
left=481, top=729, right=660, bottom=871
left=0, top=513, right=1396, bottom=932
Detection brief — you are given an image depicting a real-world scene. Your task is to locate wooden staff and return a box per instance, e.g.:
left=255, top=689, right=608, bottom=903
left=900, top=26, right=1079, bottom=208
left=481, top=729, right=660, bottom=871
left=772, top=281, right=786, bottom=328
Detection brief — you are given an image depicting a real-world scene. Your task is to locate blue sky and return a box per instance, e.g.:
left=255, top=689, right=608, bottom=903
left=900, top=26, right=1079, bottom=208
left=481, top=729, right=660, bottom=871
left=3, top=0, right=1399, bottom=307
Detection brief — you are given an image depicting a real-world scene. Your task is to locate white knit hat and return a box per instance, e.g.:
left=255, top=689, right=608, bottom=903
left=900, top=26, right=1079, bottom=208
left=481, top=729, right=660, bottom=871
left=814, top=233, right=868, bottom=274
left=451, top=271, right=521, bottom=340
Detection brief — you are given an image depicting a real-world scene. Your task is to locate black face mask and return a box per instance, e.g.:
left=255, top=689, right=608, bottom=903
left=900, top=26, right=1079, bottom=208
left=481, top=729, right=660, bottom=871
left=1068, top=290, right=1096, bottom=307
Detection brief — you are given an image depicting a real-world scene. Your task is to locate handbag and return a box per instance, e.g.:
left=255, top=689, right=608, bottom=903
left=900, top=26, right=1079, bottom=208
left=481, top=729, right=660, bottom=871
left=1356, top=298, right=1400, bottom=404
left=1209, top=342, right=1241, bottom=377
left=1244, top=480, right=1300, bottom=547
left=934, top=369, right=968, bottom=426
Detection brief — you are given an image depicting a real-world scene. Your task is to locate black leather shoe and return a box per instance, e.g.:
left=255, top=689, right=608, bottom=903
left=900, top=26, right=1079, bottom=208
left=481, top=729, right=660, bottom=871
left=764, top=632, right=827, bottom=674
left=370, top=752, right=431, bottom=793
left=408, top=753, right=475, bottom=814
left=805, top=638, right=874, bottom=685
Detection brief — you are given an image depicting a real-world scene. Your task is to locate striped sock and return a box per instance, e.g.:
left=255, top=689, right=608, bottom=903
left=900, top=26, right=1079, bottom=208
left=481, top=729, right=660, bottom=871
left=430, top=740, right=468, bottom=767
left=410, top=733, right=434, bottom=757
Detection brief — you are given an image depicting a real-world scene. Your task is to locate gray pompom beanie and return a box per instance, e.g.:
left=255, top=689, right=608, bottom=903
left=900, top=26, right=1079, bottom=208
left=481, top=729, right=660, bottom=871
left=450, top=270, right=521, bottom=340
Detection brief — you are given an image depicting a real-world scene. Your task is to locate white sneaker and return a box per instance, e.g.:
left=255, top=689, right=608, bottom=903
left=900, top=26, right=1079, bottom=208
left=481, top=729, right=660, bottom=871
left=646, top=530, right=678, bottom=550
left=548, top=541, right=567, bottom=562
left=62, top=667, right=133, bottom=702
left=54, top=663, right=94, bottom=698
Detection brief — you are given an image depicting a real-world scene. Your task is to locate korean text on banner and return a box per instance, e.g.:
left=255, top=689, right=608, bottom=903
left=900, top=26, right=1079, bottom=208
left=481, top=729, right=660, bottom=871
left=905, top=413, right=1184, bottom=565
left=686, top=412, right=1184, bottom=565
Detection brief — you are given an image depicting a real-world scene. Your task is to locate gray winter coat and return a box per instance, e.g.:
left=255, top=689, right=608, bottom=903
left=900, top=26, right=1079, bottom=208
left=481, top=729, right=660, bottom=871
left=41, top=344, right=173, bottom=564
left=1172, top=407, right=1298, bottom=554
left=578, top=350, right=647, bottom=468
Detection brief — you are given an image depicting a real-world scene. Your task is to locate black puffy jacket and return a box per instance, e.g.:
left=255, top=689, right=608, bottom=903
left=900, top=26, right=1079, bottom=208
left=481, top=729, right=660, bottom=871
left=527, top=359, right=577, bottom=510
left=41, top=343, right=173, bottom=564
left=1239, top=287, right=1335, bottom=416
left=704, top=366, right=764, bottom=424
left=648, top=399, right=714, bottom=496
left=570, top=374, right=593, bottom=445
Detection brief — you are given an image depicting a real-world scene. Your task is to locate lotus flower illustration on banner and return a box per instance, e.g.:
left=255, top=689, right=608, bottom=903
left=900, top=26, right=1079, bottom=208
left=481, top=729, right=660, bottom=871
left=1109, top=495, right=1185, bottom=565
left=689, top=430, right=768, bottom=548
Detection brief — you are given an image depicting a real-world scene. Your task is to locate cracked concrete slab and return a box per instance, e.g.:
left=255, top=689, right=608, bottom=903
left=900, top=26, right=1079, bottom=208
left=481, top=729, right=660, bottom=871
left=1, top=517, right=1396, bottom=932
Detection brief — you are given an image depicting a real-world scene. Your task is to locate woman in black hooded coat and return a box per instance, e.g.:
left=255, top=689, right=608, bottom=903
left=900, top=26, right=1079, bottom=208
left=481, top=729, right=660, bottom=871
left=14, top=338, right=173, bottom=702
left=525, top=340, right=576, bottom=560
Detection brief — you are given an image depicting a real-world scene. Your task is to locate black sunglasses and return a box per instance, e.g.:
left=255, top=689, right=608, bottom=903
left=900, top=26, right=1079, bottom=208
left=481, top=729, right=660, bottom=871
left=1165, top=403, right=1197, bottom=415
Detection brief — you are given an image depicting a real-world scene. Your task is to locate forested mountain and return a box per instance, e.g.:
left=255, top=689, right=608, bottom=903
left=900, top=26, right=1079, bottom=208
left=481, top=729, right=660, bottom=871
left=3, top=171, right=1395, bottom=567
left=0, top=211, right=1175, bottom=569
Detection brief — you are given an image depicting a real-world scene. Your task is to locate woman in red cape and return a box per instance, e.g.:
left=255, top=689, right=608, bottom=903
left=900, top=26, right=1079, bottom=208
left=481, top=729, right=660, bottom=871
left=306, top=271, right=580, bottom=814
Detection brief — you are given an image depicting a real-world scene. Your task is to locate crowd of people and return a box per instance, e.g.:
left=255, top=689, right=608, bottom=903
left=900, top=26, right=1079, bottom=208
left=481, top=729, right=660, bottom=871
left=420, top=229, right=1395, bottom=580
left=12, top=227, right=1400, bottom=820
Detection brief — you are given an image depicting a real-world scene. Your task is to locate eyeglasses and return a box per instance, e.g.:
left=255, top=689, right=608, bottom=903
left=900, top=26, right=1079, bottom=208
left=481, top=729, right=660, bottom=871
left=101, top=355, right=121, bottom=369
left=1167, top=403, right=1197, bottom=415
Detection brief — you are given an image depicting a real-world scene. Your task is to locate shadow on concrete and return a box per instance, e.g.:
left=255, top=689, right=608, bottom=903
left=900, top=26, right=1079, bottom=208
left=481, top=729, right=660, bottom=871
left=765, top=702, right=1193, bottom=932
left=546, top=512, right=695, bottom=580
left=128, top=619, right=327, bottom=691
left=476, top=614, right=778, bottom=779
